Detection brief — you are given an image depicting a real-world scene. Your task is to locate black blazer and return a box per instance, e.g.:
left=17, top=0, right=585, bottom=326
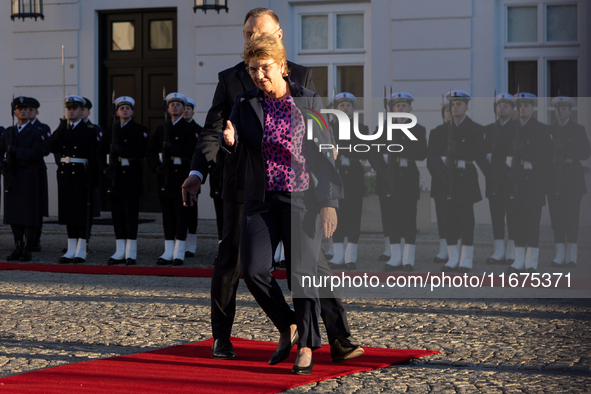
left=191, top=60, right=315, bottom=202
left=221, top=80, right=342, bottom=208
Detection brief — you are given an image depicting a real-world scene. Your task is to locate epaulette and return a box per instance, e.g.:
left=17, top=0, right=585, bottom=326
left=87, top=124, right=95, bottom=129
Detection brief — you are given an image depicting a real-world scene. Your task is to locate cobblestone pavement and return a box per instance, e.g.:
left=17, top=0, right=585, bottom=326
left=0, top=217, right=590, bottom=393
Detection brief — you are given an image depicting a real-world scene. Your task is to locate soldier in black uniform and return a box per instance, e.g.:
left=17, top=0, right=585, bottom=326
left=506, top=93, right=554, bottom=272
left=1, top=97, right=45, bottom=262
left=183, top=97, right=203, bottom=258
left=436, top=91, right=486, bottom=273
left=477, top=94, right=517, bottom=265
left=25, top=97, right=51, bottom=253
left=427, top=99, right=452, bottom=263
left=102, top=96, right=149, bottom=266
left=547, top=96, right=590, bottom=267
left=49, top=95, right=101, bottom=264
left=377, top=93, right=427, bottom=272
left=147, top=92, right=198, bottom=266
left=326, top=92, right=367, bottom=270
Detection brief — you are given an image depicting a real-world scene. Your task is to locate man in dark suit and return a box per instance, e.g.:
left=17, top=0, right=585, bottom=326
left=1, top=97, right=45, bottom=262
left=182, top=7, right=361, bottom=363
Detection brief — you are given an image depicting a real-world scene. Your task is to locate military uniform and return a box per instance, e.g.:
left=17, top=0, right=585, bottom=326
left=477, top=94, right=517, bottom=265
left=506, top=93, right=554, bottom=272
left=427, top=99, right=450, bottom=262
left=102, top=96, right=149, bottom=266
left=27, top=97, right=52, bottom=251
left=146, top=93, right=198, bottom=265
left=0, top=98, right=45, bottom=261
left=49, top=95, right=101, bottom=264
left=547, top=96, right=590, bottom=267
left=435, top=91, right=486, bottom=272
left=375, top=93, right=427, bottom=272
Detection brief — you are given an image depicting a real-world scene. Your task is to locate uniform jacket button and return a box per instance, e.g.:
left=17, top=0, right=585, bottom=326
left=314, top=138, right=318, bottom=143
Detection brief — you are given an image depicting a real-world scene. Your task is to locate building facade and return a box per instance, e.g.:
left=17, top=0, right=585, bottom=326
left=1, top=0, right=589, bottom=224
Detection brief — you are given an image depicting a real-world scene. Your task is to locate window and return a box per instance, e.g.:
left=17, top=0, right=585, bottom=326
left=149, top=20, right=173, bottom=50
left=500, top=1, right=585, bottom=122
left=507, top=7, right=537, bottom=43
left=294, top=3, right=370, bottom=108
left=112, top=21, right=135, bottom=51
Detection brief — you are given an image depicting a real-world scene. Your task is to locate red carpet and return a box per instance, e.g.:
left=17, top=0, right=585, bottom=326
left=0, top=338, right=438, bottom=394
left=0, top=262, right=287, bottom=279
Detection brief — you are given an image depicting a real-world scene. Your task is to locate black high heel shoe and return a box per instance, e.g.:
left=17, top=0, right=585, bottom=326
left=292, top=359, right=313, bottom=375
left=269, top=331, right=298, bottom=365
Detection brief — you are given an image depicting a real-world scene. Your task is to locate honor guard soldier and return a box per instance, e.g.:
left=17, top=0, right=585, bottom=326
left=548, top=96, right=590, bottom=267
left=1, top=97, right=46, bottom=262
left=49, top=95, right=102, bottom=264
left=376, top=93, right=427, bottom=272
left=327, top=92, right=368, bottom=270
left=25, top=97, right=51, bottom=253
left=427, top=98, right=452, bottom=263
left=102, top=96, right=149, bottom=265
left=477, top=94, right=517, bottom=265
left=437, top=91, right=486, bottom=273
left=183, top=97, right=203, bottom=257
left=147, top=92, right=198, bottom=265
left=506, top=93, right=553, bottom=273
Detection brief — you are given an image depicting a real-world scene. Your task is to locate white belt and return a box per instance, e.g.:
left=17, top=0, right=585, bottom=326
left=107, top=155, right=130, bottom=166
left=158, top=153, right=183, bottom=165
left=506, top=156, right=533, bottom=169
left=441, top=157, right=472, bottom=169
left=60, top=157, right=88, bottom=164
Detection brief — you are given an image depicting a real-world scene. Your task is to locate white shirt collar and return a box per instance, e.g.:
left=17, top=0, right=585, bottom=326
left=499, top=118, right=511, bottom=126
left=120, top=119, right=131, bottom=127
left=18, top=121, right=30, bottom=132
left=71, top=119, right=82, bottom=129
left=559, top=118, right=570, bottom=128
left=172, top=117, right=183, bottom=126
left=454, top=115, right=467, bottom=126
left=520, top=116, right=532, bottom=127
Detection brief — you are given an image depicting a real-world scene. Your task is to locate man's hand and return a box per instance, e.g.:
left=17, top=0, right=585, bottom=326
left=182, top=174, right=202, bottom=206
left=223, top=120, right=235, bottom=147
left=319, top=207, right=337, bottom=238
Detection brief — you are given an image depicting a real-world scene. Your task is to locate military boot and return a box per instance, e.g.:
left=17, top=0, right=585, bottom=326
left=6, top=240, right=24, bottom=261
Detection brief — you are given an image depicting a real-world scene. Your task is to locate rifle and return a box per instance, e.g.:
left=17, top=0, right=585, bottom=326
left=62, top=45, right=69, bottom=130
left=509, top=87, right=523, bottom=201
left=443, top=91, right=456, bottom=201
left=105, top=90, right=119, bottom=191
left=4, top=95, right=16, bottom=192
left=490, top=89, right=504, bottom=198
left=161, top=87, right=171, bottom=191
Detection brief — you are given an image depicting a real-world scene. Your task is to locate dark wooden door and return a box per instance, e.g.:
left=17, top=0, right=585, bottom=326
left=99, top=8, right=177, bottom=212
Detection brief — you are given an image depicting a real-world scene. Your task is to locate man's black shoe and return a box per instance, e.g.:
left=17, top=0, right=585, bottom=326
left=58, top=256, right=73, bottom=264
left=107, top=257, right=125, bottom=266
left=172, top=259, right=184, bottom=266
left=156, top=258, right=172, bottom=265
left=19, top=250, right=32, bottom=262
left=73, top=257, right=85, bottom=264
left=185, top=251, right=195, bottom=258
left=330, top=336, right=364, bottom=363
left=126, top=258, right=136, bottom=266
left=211, top=338, right=237, bottom=360
left=433, top=256, right=447, bottom=263
left=378, top=254, right=390, bottom=262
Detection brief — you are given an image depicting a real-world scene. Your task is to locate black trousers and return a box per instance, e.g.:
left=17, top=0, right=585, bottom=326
left=187, top=202, right=198, bottom=234
left=11, top=225, right=35, bottom=244
left=507, top=200, right=542, bottom=248
left=241, top=191, right=322, bottom=350
left=111, top=197, right=140, bottom=240
left=378, top=192, right=393, bottom=238
left=332, top=192, right=363, bottom=244
left=443, top=201, right=475, bottom=246
left=434, top=198, right=446, bottom=239
left=488, top=196, right=515, bottom=241
left=387, top=197, right=418, bottom=244
left=159, top=195, right=188, bottom=241
left=211, top=199, right=243, bottom=340
left=213, top=197, right=224, bottom=240
left=211, top=198, right=350, bottom=344
left=548, top=193, right=583, bottom=244
left=66, top=225, right=89, bottom=239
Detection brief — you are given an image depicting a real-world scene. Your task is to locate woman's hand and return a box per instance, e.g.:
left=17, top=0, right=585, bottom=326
left=223, top=120, right=235, bottom=146
left=319, top=207, right=337, bottom=238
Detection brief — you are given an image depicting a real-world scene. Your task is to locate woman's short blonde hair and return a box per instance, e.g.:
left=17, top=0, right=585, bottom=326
left=242, top=33, right=288, bottom=76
